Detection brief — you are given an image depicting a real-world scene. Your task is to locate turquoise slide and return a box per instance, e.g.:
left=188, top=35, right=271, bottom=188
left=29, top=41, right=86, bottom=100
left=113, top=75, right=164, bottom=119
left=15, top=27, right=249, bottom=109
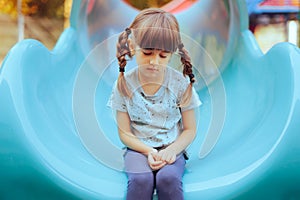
left=0, top=0, right=299, bottom=199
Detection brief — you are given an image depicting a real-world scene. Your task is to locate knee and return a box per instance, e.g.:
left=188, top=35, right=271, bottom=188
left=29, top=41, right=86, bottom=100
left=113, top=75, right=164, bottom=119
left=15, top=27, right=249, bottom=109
left=128, top=172, right=154, bottom=188
left=156, top=171, right=181, bottom=188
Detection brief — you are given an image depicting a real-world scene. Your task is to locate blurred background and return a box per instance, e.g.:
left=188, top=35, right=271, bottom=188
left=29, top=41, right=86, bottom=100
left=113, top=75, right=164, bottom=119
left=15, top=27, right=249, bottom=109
left=0, top=0, right=299, bottom=67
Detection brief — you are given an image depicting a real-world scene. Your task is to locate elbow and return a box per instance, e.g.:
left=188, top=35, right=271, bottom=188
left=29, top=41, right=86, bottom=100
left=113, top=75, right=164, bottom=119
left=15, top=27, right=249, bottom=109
left=118, top=130, right=127, bottom=144
left=189, top=128, right=197, bottom=140
left=182, top=128, right=197, bottom=141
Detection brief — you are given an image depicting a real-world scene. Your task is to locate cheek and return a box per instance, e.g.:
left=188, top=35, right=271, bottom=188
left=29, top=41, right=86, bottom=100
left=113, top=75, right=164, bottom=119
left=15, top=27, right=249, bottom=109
left=135, top=57, right=143, bottom=65
left=161, top=58, right=171, bottom=65
left=164, top=55, right=172, bottom=63
left=136, top=54, right=148, bottom=65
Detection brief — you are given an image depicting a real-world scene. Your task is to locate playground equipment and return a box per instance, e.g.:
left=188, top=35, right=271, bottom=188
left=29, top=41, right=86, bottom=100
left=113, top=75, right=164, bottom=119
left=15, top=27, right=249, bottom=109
left=0, top=0, right=299, bottom=199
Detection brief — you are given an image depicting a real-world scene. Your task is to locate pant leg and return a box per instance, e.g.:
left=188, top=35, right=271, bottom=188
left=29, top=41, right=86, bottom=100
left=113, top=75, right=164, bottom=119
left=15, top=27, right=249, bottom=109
left=124, top=149, right=155, bottom=200
left=155, top=154, right=185, bottom=200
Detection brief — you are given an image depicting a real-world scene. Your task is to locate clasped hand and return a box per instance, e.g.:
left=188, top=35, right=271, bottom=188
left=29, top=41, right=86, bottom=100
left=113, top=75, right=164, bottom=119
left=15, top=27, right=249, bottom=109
left=147, top=147, right=177, bottom=170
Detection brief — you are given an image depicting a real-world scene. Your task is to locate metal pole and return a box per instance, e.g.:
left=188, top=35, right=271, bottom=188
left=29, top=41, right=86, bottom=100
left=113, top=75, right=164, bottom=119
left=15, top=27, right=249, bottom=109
left=17, top=0, right=24, bottom=41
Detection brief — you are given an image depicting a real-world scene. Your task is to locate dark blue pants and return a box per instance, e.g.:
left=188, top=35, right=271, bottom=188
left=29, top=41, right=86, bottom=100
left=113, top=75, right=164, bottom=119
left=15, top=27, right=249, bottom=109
left=124, top=149, right=185, bottom=200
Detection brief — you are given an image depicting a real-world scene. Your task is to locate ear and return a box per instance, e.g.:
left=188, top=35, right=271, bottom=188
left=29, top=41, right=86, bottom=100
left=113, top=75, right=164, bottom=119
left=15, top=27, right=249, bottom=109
left=127, top=39, right=135, bottom=57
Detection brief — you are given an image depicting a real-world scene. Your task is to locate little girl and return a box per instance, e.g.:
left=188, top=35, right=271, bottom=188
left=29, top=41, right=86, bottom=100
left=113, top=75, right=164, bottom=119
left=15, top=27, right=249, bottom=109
left=107, top=8, right=201, bottom=200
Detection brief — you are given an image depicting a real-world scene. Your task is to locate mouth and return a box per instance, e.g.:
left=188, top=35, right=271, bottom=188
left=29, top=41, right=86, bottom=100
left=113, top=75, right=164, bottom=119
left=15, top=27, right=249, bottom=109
left=147, top=67, right=158, bottom=72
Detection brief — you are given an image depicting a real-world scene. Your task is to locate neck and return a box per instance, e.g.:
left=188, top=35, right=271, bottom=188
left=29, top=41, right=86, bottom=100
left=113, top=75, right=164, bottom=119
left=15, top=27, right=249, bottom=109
left=138, top=69, right=165, bottom=95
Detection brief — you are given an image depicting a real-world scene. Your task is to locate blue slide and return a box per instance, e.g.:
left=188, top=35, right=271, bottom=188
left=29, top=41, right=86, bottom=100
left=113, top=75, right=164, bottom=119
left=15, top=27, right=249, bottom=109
left=0, top=0, right=299, bottom=199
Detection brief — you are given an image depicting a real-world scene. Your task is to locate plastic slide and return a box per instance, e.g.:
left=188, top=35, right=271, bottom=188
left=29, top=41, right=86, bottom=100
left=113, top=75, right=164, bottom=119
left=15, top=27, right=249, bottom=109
left=0, top=0, right=299, bottom=199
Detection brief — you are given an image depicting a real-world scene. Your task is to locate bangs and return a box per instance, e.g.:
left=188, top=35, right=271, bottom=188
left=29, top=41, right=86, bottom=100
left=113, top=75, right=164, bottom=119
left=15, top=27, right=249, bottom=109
left=133, top=27, right=180, bottom=52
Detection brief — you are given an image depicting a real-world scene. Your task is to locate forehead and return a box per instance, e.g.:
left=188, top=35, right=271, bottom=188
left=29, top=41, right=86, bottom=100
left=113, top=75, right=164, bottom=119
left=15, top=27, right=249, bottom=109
left=133, top=27, right=179, bottom=52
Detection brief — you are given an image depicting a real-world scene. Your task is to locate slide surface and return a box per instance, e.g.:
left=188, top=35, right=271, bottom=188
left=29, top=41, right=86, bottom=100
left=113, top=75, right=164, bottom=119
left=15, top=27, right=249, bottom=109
left=0, top=0, right=299, bottom=199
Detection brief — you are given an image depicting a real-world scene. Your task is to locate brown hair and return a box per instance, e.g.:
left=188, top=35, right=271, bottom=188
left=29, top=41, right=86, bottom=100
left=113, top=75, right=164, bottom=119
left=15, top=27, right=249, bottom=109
left=116, top=8, right=195, bottom=106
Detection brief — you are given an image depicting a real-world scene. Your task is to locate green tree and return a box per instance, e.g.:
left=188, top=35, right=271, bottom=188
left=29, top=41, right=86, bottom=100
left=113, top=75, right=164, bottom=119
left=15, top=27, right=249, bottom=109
left=0, top=0, right=65, bottom=19
left=127, top=0, right=172, bottom=10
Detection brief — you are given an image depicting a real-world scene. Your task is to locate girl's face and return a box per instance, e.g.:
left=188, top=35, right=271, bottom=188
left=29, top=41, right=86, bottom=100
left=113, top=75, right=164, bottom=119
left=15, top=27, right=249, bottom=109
left=135, top=48, right=172, bottom=80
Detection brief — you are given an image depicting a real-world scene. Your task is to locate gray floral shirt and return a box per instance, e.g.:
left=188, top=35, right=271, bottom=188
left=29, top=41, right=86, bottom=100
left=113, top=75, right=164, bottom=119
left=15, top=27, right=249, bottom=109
left=107, top=66, right=201, bottom=147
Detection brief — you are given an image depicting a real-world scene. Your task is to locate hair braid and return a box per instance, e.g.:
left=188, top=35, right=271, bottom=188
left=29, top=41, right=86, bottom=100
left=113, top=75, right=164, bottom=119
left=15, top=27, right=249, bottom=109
left=116, top=28, right=132, bottom=71
left=178, top=43, right=195, bottom=83
left=116, top=28, right=132, bottom=97
left=178, top=43, right=195, bottom=107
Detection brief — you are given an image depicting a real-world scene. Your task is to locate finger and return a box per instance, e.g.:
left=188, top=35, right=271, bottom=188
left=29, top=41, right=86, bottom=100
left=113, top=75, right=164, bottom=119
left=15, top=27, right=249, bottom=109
left=150, top=160, right=164, bottom=166
left=148, top=154, right=164, bottom=166
left=157, top=150, right=167, bottom=161
left=153, top=151, right=162, bottom=161
left=151, top=152, right=160, bottom=161
left=167, top=155, right=176, bottom=164
left=155, top=161, right=166, bottom=170
left=159, top=151, right=172, bottom=162
left=148, top=153, right=155, bottom=163
left=150, top=161, right=166, bottom=170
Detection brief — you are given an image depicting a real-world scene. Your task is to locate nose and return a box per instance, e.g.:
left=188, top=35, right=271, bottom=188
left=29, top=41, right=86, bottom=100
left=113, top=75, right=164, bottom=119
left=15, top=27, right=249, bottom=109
left=150, top=54, right=159, bottom=65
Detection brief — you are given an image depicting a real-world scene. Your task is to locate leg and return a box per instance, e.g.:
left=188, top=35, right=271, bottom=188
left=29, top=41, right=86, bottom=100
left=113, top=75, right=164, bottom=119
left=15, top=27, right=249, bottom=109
left=124, top=149, right=155, bottom=200
left=155, top=154, right=185, bottom=200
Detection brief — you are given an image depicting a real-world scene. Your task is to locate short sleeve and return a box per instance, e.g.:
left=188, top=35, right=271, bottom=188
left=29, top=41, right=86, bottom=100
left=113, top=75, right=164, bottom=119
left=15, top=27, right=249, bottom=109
left=106, top=81, right=127, bottom=112
left=180, top=87, right=202, bottom=112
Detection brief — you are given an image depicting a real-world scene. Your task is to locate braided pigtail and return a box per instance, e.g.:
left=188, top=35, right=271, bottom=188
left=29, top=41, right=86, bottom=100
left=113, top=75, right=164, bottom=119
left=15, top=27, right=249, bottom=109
left=178, top=43, right=195, bottom=107
left=116, top=28, right=133, bottom=97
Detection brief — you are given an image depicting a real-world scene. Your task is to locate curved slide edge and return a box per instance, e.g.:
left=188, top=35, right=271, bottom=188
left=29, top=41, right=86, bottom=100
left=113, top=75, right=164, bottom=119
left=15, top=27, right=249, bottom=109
left=230, top=31, right=300, bottom=200
left=0, top=28, right=87, bottom=200
left=0, top=2, right=300, bottom=200
left=182, top=30, right=300, bottom=199
left=1, top=29, right=299, bottom=200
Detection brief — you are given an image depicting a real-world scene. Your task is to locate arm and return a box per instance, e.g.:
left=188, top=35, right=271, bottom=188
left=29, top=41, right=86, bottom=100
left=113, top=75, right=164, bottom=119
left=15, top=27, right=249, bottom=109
left=116, top=111, right=153, bottom=155
left=117, top=111, right=166, bottom=170
left=158, top=109, right=197, bottom=163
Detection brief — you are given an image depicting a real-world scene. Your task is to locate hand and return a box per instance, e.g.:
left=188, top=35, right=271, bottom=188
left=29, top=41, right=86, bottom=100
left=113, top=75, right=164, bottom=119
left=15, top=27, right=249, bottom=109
left=156, top=147, right=177, bottom=164
left=148, top=150, right=166, bottom=170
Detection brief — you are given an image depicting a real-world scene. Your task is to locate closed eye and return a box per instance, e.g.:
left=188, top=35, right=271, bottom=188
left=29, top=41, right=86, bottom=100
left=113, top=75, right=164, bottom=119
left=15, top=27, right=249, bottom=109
left=142, top=51, right=152, bottom=56
left=141, top=49, right=170, bottom=58
left=159, top=54, right=168, bottom=58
